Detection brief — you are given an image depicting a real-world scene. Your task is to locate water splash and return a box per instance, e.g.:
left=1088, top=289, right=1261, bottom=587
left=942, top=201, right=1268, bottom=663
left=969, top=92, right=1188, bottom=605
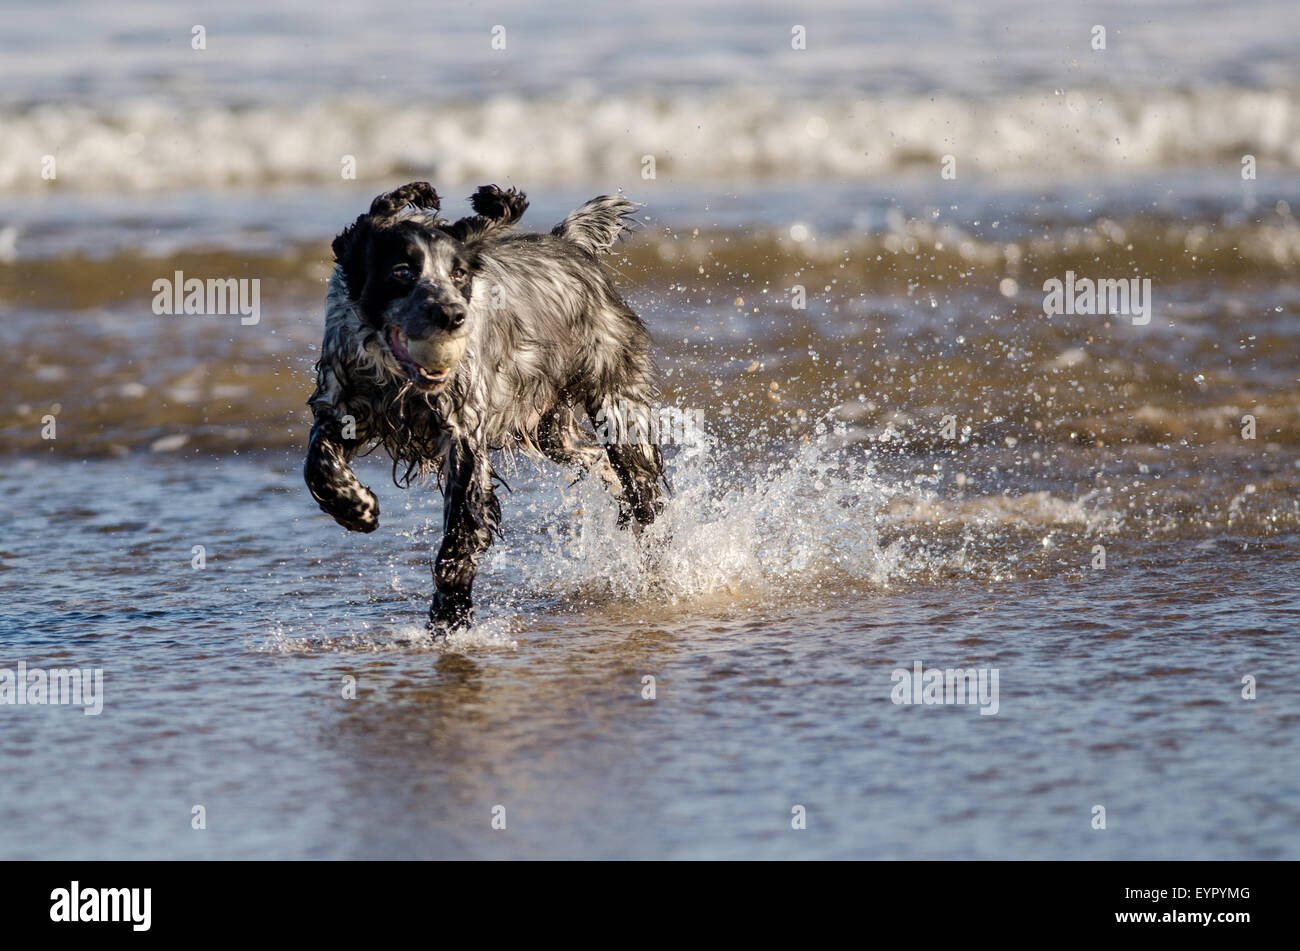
left=516, top=420, right=1118, bottom=609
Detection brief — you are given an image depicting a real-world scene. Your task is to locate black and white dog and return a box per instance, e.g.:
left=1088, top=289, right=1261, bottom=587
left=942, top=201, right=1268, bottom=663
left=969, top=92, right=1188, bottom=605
left=304, top=182, right=666, bottom=632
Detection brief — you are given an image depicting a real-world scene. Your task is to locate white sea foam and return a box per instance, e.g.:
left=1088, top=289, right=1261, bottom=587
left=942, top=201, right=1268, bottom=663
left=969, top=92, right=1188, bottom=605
left=3, top=86, right=1296, bottom=194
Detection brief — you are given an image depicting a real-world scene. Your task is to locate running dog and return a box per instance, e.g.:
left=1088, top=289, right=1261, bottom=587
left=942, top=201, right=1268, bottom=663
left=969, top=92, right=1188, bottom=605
left=304, top=183, right=666, bottom=632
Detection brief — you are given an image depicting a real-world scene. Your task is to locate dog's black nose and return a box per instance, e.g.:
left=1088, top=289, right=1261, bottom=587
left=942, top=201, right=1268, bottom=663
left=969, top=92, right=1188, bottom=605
left=441, top=304, right=467, bottom=329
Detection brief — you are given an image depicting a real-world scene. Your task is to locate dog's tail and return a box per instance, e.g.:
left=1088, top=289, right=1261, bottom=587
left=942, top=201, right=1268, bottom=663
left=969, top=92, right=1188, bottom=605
left=552, top=194, right=640, bottom=255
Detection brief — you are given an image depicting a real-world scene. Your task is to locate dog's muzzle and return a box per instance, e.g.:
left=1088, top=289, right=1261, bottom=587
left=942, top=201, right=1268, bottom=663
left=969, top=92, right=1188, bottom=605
left=386, top=325, right=467, bottom=392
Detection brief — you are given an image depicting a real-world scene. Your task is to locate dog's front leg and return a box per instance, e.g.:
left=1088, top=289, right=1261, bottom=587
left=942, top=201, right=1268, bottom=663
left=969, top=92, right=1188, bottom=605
left=430, top=439, right=500, bottom=633
left=304, top=419, right=380, bottom=533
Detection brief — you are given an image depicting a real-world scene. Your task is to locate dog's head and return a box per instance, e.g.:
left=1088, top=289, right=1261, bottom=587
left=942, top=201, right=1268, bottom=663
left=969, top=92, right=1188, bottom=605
left=331, top=183, right=480, bottom=394
left=332, top=183, right=530, bottom=394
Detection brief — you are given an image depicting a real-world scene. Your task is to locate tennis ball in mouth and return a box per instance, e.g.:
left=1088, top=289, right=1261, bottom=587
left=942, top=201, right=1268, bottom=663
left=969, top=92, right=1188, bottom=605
left=407, top=333, right=468, bottom=374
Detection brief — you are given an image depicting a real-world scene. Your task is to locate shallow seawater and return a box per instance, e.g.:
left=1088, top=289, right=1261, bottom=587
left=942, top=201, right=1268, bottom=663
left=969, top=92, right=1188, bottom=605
left=3, top=170, right=1298, bottom=857
left=1, top=421, right=1297, bottom=859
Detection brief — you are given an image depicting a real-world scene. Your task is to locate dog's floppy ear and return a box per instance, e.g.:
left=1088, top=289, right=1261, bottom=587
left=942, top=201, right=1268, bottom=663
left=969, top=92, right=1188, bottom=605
left=331, top=215, right=372, bottom=301
left=331, top=182, right=445, bottom=301
left=469, top=185, right=528, bottom=224
left=444, top=185, right=529, bottom=243
left=368, top=181, right=442, bottom=218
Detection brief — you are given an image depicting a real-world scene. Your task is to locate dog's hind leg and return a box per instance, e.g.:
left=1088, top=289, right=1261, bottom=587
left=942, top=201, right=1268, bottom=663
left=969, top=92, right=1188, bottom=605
left=586, top=396, right=666, bottom=530
left=430, top=438, right=501, bottom=634
left=537, top=403, right=626, bottom=501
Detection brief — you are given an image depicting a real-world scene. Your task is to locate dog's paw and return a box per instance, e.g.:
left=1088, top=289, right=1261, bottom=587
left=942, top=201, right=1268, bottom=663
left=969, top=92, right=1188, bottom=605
left=308, top=471, right=380, bottom=532
left=428, top=589, right=473, bottom=636
left=320, top=484, right=380, bottom=533
left=305, top=433, right=381, bottom=532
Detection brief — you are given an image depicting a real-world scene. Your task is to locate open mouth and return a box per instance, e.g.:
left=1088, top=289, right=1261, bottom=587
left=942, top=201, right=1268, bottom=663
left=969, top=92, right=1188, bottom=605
left=386, top=325, right=453, bottom=390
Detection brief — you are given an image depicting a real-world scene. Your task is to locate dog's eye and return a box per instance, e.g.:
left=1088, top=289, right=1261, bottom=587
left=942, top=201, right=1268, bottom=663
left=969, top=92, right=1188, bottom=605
left=392, top=264, right=414, bottom=281
left=451, top=266, right=467, bottom=283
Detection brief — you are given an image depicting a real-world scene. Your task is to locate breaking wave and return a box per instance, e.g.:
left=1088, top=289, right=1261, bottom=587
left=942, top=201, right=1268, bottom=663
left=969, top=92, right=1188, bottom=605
left=3, top=85, right=1298, bottom=194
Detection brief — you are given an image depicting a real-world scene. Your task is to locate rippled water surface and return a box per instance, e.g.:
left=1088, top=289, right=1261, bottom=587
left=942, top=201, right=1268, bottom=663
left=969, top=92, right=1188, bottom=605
left=2, top=413, right=1296, bottom=859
